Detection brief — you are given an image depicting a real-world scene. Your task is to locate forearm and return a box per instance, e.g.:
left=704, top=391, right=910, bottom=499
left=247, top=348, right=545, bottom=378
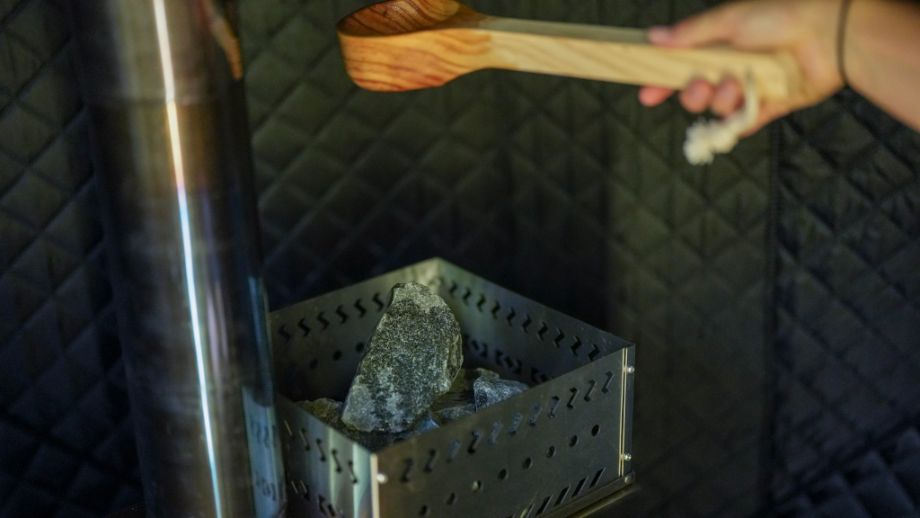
left=846, top=0, right=920, bottom=130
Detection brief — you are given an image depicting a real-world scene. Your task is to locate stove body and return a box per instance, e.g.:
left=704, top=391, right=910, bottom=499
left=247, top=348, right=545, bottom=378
left=269, top=258, right=635, bottom=517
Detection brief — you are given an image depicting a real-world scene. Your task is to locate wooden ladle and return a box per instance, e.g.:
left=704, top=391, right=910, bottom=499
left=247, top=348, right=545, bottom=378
left=338, top=0, right=804, bottom=100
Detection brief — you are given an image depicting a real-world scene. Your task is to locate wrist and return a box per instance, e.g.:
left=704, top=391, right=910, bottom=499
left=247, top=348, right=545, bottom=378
left=793, top=0, right=846, bottom=94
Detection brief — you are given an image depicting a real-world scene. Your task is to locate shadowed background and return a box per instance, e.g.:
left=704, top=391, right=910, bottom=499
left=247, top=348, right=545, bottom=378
left=1, top=0, right=919, bottom=516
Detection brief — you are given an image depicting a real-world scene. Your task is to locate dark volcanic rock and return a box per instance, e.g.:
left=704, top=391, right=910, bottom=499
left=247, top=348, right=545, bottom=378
left=343, top=282, right=463, bottom=433
left=471, top=367, right=500, bottom=383
left=433, top=368, right=496, bottom=408
left=433, top=368, right=500, bottom=424
left=473, top=377, right=528, bottom=410
left=300, top=398, right=343, bottom=426
left=300, top=399, right=439, bottom=450
left=434, top=403, right=476, bottom=424
left=435, top=371, right=529, bottom=422
left=407, top=413, right=439, bottom=437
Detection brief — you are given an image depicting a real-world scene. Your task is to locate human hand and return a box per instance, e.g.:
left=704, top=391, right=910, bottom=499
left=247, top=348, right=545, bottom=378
left=639, top=0, right=846, bottom=133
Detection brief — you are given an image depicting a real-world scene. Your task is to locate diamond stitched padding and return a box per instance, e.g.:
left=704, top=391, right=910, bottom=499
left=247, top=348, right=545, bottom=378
left=771, top=90, right=920, bottom=506
left=771, top=419, right=920, bottom=517
left=0, top=0, right=141, bottom=516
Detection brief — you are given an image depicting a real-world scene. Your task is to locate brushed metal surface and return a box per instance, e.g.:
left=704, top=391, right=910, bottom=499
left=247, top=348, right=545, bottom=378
left=70, top=1, right=284, bottom=516
left=270, top=258, right=635, bottom=517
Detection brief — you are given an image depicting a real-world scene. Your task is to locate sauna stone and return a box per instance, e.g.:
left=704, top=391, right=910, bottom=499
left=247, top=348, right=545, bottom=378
left=343, top=282, right=463, bottom=433
left=300, top=399, right=439, bottom=450
left=473, top=376, right=528, bottom=410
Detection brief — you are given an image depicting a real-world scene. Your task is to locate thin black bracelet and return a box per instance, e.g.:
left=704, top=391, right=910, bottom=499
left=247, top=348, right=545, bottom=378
left=838, top=0, right=853, bottom=85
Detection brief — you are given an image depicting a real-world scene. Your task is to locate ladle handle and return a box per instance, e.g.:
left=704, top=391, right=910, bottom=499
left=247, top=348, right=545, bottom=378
left=480, top=18, right=803, bottom=101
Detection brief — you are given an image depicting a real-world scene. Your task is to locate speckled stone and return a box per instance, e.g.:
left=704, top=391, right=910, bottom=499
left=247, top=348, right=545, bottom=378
left=300, top=399, right=439, bottom=450
left=432, top=368, right=499, bottom=424
left=434, top=403, right=476, bottom=424
left=300, top=398, right=343, bottom=426
left=433, top=368, right=496, bottom=408
left=407, top=412, right=439, bottom=436
left=342, top=282, right=463, bottom=433
left=473, top=376, right=528, bottom=410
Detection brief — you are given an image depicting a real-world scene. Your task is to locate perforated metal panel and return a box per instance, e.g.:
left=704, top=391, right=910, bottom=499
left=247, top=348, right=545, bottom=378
left=269, top=258, right=635, bottom=517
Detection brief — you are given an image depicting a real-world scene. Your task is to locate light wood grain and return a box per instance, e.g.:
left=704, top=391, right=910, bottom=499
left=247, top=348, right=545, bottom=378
left=337, top=0, right=804, bottom=100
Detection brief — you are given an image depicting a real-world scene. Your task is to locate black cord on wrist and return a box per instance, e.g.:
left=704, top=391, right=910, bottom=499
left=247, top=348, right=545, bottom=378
left=838, top=0, right=853, bottom=86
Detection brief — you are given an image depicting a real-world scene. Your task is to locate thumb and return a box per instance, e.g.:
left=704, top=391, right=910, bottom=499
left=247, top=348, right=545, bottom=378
left=649, top=4, right=741, bottom=48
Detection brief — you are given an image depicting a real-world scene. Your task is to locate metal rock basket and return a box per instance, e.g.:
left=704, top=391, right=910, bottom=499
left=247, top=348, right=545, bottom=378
left=269, top=258, right=635, bottom=517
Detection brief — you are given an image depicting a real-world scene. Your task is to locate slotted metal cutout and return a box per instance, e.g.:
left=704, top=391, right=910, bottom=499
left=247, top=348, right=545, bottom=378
left=271, top=259, right=634, bottom=517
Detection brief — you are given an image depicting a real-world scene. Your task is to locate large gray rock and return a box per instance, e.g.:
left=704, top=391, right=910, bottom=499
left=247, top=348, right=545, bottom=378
left=473, top=376, right=528, bottom=410
left=343, top=282, right=463, bottom=433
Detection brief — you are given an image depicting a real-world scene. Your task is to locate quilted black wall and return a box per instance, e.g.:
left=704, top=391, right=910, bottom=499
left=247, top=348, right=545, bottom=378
left=2, top=0, right=919, bottom=517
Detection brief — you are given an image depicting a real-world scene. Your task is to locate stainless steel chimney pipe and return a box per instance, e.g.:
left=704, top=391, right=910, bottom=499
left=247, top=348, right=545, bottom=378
left=69, top=1, right=285, bottom=516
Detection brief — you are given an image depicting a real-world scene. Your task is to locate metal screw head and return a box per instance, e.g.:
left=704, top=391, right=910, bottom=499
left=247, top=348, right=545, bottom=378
left=621, top=453, right=632, bottom=462
left=376, top=473, right=389, bottom=484
left=624, top=365, right=635, bottom=374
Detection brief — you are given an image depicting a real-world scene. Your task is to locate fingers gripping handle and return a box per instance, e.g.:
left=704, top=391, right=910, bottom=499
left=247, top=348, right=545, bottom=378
left=684, top=75, right=760, bottom=165
left=482, top=21, right=802, bottom=102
